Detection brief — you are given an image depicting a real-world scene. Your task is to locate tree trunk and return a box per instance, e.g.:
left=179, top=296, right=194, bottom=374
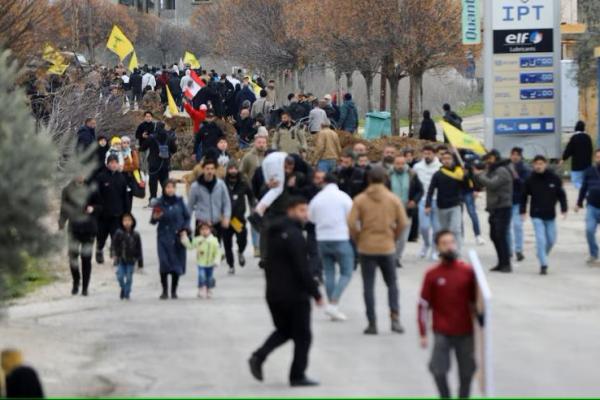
left=389, top=77, right=400, bottom=136
left=361, top=70, right=374, bottom=112
left=379, top=72, right=387, bottom=111
left=293, top=69, right=299, bottom=92
left=334, top=68, right=342, bottom=105
left=345, top=71, right=353, bottom=93
left=409, top=73, right=424, bottom=136
left=86, top=0, right=94, bottom=63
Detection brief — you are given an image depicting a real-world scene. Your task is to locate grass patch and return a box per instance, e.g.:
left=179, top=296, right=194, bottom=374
left=3, top=256, right=56, bottom=299
left=456, top=100, right=484, bottom=118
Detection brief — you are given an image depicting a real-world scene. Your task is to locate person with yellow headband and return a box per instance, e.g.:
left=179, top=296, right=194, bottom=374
left=105, top=136, right=125, bottom=171
left=1, top=349, right=44, bottom=398
left=425, top=151, right=469, bottom=252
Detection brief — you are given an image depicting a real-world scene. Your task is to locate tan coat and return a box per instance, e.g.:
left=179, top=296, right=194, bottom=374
left=348, top=183, right=408, bottom=255
left=312, top=128, right=341, bottom=164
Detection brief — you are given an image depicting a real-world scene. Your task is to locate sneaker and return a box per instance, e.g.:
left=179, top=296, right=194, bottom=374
left=363, top=323, right=378, bottom=335
left=71, top=284, right=79, bottom=296
left=159, top=292, right=168, bottom=300
left=197, top=288, right=206, bottom=298
left=253, top=248, right=261, bottom=258
left=207, top=289, right=213, bottom=299
left=475, top=236, right=486, bottom=246
left=419, top=246, right=429, bottom=259
left=586, top=256, right=598, bottom=265
left=248, top=355, right=264, bottom=382
left=290, top=377, right=320, bottom=387
left=81, top=288, right=88, bottom=297
left=171, top=292, right=178, bottom=299
left=391, top=315, right=405, bottom=334
left=238, top=252, right=246, bottom=267
left=395, top=260, right=403, bottom=269
left=228, top=267, right=235, bottom=275
left=540, top=266, right=548, bottom=275
left=120, top=289, right=125, bottom=300
left=95, top=251, right=104, bottom=264
left=490, top=265, right=512, bottom=273
left=516, top=252, right=525, bottom=262
left=325, top=304, right=347, bottom=321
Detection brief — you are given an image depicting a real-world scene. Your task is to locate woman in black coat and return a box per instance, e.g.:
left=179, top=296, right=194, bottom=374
left=419, top=110, right=437, bottom=142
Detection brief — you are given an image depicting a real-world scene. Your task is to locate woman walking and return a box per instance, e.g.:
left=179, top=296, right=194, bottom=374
left=150, top=179, right=191, bottom=299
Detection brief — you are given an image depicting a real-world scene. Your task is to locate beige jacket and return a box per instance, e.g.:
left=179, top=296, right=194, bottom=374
left=312, top=128, right=342, bottom=163
left=348, top=183, right=408, bottom=255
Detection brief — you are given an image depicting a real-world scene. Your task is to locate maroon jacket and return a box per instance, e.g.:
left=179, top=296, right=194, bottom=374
left=418, top=260, right=476, bottom=337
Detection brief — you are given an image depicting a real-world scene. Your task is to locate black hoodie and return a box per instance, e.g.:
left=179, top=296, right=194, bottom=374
left=140, top=124, right=177, bottom=169
left=111, top=215, right=143, bottom=267
left=521, top=169, right=567, bottom=219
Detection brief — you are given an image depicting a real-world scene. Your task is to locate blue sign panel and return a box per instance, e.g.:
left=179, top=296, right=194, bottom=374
left=520, top=56, right=553, bottom=68
left=495, top=118, right=555, bottom=134
left=520, top=88, right=554, bottom=100
left=520, top=72, right=553, bottom=84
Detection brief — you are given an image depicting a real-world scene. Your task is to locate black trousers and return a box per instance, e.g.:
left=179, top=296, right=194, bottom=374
left=222, top=225, right=247, bottom=268
left=68, top=234, right=94, bottom=291
left=160, top=272, right=180, bottom=295
left=489, top=207, right=511, bottom=267
left=96, top=216, right=121, bottom=253
left=305, top=223, right=322, bottom=280
left=429, top=334, right=476, bottom=399
left=149, top=165, right=169, bottom=200
left=408, top=208, right=419, bottom=242
left=253, top=300, right=312, bottom=382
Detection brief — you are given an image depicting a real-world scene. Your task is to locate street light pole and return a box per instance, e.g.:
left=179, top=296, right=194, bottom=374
left=596, top=46, right=600, bottom=146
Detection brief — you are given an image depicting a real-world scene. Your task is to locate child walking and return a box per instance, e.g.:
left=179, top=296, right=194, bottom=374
left=181, top=222, right=222, bottom=298
left=111, top=213, right=143, bottom=300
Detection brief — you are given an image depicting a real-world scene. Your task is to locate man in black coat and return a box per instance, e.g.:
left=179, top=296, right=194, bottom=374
left=140, top=122, right=177, bottom=201
left=76, top=118, right=96, bottom=152
left=95, top=155, right=129, bottom=266
left=249, top=196, right=324, bottom=387
left=59, top=176, right=102, bottom=296
left=561, top=120, right=593, bottom=190
left=223, top=161, right=255, bottom=273
left=195, top=111, right=224, bottom=160
left=167, top=71, right=183, bottom=109
left=419, top=110, right=437, bottom=141
left=129, top=68, right=143, bottom=107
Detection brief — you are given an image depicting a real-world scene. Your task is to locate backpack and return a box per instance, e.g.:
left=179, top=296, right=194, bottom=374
left=155, top=136, right=170, bottom=159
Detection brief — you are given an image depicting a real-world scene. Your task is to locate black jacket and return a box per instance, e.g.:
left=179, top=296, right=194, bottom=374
left=512, top=161, right=531, bottom=205
left=140, top=128, right=177, bottom=170
left=130, top=71, right=143, bottom=95
left=578, top=165, right=600, bottom=208
left=562, top=132, right=593, bottom=172
left=234, top=116, right=257, bottom=143
left=225, top=174, right=255, bottom=220
left=5, top=366, right=44, bottom=399
left=96, top=169, right=129, bottom=218
left=135, top=121, right=156, bottom=147
left=76, top=125, right=96, bottom=152
left=521, top=170, right=567, bottom=220
left=196, top=121, right=224, bottom=158
left=426, top=167, right=467, bottom=209
left=419, top=118, right=437, bottom=141
left=167, top=74, right=182, bottom=97
left=59, top=181, right=102, bottom=238
left=335, top=166, right=368, bottom=198
left=111, top=217, right=143, bottom=267
left=265, top=216, right=321, bottom=302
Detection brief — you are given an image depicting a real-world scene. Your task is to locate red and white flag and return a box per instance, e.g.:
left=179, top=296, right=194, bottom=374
left=184, top=70, right=205, bottom=100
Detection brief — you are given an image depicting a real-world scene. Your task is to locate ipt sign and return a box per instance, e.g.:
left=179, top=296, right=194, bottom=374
left=492, top=0, right=554, bottom=30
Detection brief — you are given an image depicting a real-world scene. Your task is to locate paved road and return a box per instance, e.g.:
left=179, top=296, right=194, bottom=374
left=2, top=183, right=600, bottom=397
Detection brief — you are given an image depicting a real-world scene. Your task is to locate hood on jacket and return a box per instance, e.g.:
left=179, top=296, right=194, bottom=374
left=364, top=183, right=387, bottom=202
left=120, top=212, right=137, bottom=231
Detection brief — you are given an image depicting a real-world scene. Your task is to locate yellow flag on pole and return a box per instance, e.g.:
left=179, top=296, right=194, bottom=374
left=165, top=85, right=179, bottom=116
left=106, top=25, right=134, bottom=61
left=245, top=75, right=261, bottom=97
left=128, top=51, right=138, bottom=72
left=441, top=121, right=486, bottom=155
left=48, top=63, right=69, bottom=75
left=183, top=51, right=200, bottom=69
left=43, top=44, right=69, bottom=75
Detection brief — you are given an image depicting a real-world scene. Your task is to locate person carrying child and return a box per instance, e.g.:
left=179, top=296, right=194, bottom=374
left=181, top=222, right=222, bottom=299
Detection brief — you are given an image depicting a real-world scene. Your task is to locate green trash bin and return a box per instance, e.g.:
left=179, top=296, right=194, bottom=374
left=364, top=111, right=391, bottom=139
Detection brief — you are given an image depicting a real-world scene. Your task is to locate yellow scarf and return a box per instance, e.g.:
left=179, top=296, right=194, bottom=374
left=440, top=166, right=465, bottom=181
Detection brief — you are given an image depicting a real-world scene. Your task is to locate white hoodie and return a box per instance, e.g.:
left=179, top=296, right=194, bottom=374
left=413, top=157, right=442, bottom=196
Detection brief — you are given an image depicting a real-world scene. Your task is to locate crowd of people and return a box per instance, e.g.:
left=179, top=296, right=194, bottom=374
left=53, top=59, right=599, bottom=398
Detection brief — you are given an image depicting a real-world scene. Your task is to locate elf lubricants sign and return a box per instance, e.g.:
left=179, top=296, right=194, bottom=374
left=483, top=0, right=561, bottom=158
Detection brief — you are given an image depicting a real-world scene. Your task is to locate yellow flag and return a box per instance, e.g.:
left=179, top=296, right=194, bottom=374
left=441, top=121, right=486, bottom=155
left=128, top=51, right=138, bottom=72
left=165, top=85, right=179, bottom=116
left=245, top=75, right=261, bottom=97
left=183, top=51, right=200, bottom=69
left=43, top=44, right=69, bottom=75
left=47, top=63, right=69, bottom=75
left=106, top=25, right=134, bottom=61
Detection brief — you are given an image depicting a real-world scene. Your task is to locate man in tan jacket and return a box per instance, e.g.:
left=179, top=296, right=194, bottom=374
left=348, top=166, right=408, bottom=335
left=312, top=119, right=342, bottom=173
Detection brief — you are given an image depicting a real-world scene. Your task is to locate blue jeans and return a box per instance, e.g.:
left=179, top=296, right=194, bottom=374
left=317, top=159, right=337, bottom=173
left=251, top=227, right=260, bottom=249
left=197, top=266, right=215, bottom=288
left=463, top=192, right=481, bottom=237
left=318, top=240, right=354, bottom=302
left=419, top=198, right=440, bottom=249
left=508, top=204, right=523, bottom=255
left=571, top=170, right=585, bottom=190
left=532, top=218, right=556, bottom=267
left=116, top=264, right=134, bottom=297
left=585, top=205, right=600, bottom=258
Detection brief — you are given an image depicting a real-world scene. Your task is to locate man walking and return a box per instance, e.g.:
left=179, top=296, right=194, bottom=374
left=413, top=145, right=442, bottom=260
left=561, top=120, right=593, bottom=190
left=473, top=150, right=514, bottom=272
left=249, top=197, right=323, bottom=387
left=312, top=120, right=342, bottom=173
left=309, top=174, right=354, bottom=321
left=508, top=147, right=530, bottom=262
left=418, top=230, right=477, bottom=399
left=426, top=151, right=467, bottom=251
left=521, top=155, right=567, bottom=275
left=576, top=149, right=600, bottom=264
left=389, top=154, right=423, bottom=268
left=348, top=166, right=408, bottom=334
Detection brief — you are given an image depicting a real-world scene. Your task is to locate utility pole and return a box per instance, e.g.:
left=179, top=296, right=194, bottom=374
left=379, top=71, right=386, bottom=111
